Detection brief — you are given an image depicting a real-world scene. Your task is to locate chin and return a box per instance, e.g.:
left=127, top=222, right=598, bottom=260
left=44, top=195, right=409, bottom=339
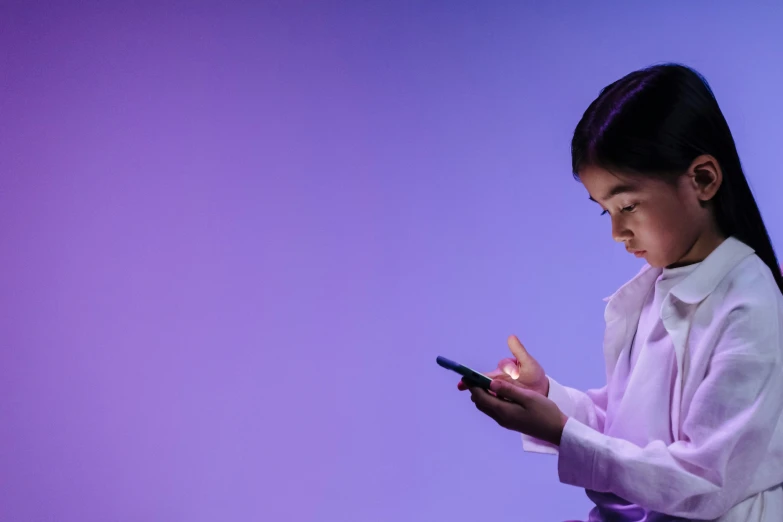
left=644, top=255, right=666, bottom=268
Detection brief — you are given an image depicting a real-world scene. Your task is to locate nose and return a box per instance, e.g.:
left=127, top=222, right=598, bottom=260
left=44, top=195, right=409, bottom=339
left=611, top=215, right=632, bottom=243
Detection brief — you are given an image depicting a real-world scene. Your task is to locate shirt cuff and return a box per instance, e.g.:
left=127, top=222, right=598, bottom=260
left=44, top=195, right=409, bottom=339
left=546, top=375, right=576, bottom=418
left=521, top=433, right=559, bottom=454
left=557, top=416, right=604, bottom=491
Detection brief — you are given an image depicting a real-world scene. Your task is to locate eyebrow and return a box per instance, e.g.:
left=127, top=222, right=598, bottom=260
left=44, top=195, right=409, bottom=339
left=588, top=184, right=638, bottom=203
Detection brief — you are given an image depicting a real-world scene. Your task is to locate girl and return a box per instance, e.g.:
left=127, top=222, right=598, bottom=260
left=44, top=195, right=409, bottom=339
left=459, top=64, right=783, bottom=521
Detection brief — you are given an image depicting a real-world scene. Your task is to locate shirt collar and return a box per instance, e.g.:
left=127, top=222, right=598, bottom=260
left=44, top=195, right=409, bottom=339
left=602, top=236, right=755, bottom=306
left=668, top=236, right=755, bottom=304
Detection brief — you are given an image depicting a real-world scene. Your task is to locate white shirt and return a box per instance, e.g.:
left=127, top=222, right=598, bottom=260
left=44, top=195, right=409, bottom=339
left=588, top=263, right=699, bottom=520
left=522, top=237, right=783, bottom=521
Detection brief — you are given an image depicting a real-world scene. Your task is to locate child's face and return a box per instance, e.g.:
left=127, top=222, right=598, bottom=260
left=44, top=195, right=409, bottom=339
left=579, top=164, right=721, bottom=268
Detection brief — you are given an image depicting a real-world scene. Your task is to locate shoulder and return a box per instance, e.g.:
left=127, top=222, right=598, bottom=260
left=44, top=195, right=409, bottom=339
left=720, top=254, right=782, bottom=310
left=707, top=254, right=783, bottom=358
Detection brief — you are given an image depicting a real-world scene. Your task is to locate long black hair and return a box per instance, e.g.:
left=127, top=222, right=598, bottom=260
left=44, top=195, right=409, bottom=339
left=571, top=63, right=783, bottom=294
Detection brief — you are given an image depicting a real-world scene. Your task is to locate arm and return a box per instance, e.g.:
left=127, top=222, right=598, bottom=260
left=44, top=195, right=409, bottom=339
left=556, top=305, right=783, bottom=519
left=521, top=377, right=608, bottom=454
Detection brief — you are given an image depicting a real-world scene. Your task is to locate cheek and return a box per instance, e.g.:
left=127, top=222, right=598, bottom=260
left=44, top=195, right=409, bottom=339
left=642, top=206, right=699, bottom=255
left=636, top=209, right=685, bottom=246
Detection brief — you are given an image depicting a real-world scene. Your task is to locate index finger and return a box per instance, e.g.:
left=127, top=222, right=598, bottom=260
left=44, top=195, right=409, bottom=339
left=507, top=335, right=531, bottom=365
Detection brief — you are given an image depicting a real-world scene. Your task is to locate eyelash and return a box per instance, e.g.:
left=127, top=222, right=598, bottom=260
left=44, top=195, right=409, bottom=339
left=601, top=204, right=637, bottom=216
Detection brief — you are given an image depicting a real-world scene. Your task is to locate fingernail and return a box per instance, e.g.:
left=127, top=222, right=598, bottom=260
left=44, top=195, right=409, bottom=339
left=490, top=379, right=502, bottom=392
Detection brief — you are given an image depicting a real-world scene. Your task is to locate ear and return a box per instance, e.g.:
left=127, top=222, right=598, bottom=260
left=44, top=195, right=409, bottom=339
left=686, top=155, right=723, bottom=202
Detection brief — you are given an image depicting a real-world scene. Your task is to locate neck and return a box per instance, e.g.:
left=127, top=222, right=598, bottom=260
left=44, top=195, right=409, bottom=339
left=668, top=226, right=727, bottom=269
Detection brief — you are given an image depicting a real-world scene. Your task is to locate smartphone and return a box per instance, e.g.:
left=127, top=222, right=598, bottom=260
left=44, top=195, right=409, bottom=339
left=436, top=356, right=492, bottom=390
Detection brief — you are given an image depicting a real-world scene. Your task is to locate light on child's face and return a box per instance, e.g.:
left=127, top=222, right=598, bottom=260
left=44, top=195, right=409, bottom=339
left=579, top=165, right=711, bottom=269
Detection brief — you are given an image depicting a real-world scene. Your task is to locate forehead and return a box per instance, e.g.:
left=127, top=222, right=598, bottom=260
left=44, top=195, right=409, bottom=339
left=578, top=165, right=660, bottom=202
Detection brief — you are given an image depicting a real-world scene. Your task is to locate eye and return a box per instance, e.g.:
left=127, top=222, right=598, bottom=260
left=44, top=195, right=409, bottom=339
left=621, top=204, right=637, bottom=213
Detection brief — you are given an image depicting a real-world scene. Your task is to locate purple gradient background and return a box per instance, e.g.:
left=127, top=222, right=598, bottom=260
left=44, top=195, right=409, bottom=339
left=1, top=2, right=782, bottom=521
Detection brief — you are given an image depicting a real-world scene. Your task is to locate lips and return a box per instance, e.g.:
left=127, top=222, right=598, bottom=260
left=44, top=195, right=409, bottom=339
left=628, top=248, right=647, bottom=258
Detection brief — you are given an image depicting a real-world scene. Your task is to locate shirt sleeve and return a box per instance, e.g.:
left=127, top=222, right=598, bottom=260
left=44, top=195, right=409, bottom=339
left=521, top=376, right=609, bottom=454
left=556, top=305, right=783, bottom=519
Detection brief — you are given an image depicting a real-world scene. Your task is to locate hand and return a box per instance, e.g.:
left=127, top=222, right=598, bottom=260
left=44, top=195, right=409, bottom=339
left=467, top=379, right=568, bottom=445
left=458, top=335, right=549, bottom=397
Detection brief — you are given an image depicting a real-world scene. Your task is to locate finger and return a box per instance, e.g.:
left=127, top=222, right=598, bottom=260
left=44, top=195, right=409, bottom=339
left=507, top=335, right=531, bottom=366
left=470, top=387, right=520, bottom=427
left=469, top=387, right=495, bottom=412
left=486, top=376, right=520, bottom=401
left=485, top=368, right=506, bottom=379
left=467, top=386, right=483, bottom=404
left=497, top=357, right=519, bottom=379
left=492, top=374, right=517, bottom=384
left=490, top=378, right=534, bottom=406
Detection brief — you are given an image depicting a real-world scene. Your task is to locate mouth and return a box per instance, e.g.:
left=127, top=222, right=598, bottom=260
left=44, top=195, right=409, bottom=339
left=628, top=249, right=647, bottom=258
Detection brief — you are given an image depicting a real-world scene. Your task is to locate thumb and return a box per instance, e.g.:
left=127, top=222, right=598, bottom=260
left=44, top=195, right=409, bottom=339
left=507, top=335, right=532, bottom=364
left=490, top=378, right=533, bottom=405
